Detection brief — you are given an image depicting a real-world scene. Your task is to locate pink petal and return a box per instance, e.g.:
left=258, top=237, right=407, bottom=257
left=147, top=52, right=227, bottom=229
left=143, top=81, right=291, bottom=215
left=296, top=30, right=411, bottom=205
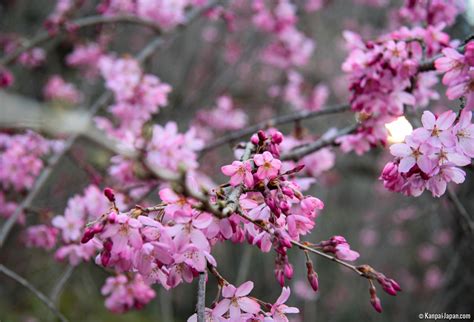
left=390, top=143, right=411, bottom=157
left=417, top=156, right=435, bottom=174
left=236, top=281, right=254, bottom=297
left=421, top=111, right=436, bottom=129
left=213, top=299, right=231, bottom=316
left=276, top=287, right=290, bottom=305
left=398, top=157, right=416, bottom=173
left=222, top=284, right=236, bottom=298
left=237, top=297, right=260, bottom=314
left=436, top=111, right=456, bottom=130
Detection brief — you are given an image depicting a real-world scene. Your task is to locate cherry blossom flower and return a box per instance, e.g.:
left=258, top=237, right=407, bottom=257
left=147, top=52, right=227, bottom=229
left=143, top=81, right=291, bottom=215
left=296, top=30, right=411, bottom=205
left=266, top=286, right=299, bottom=321
left=221, top=160, right=254, bottom=188
left=254, top=151, right=282, bottom=180
left=219, top=281, right=261, bottom=320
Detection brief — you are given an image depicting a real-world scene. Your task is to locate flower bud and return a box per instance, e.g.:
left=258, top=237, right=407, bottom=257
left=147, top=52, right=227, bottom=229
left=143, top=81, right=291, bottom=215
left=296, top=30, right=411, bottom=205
left=0, top=69, right=14, bottom=88
left=251, top=134, right=260, bottom=145
left=465, top=41, right=474, bottom=66
left=284, top=263, right=293, bottom=279
left=369, top=285, right=383, bottom=313
left=257, top=130, right=267, bottom=142
left=271, top=131, right=283, bottom=144
left=104, top=187, right=116, bottom=202
left=306, top=261, right=319, bottom=291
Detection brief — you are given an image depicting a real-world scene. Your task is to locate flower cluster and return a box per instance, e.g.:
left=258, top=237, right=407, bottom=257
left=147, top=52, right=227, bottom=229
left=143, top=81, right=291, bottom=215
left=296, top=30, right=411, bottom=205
left=188, top=283, right=299, bottom=321
left=397, top=0, right=464, bottom=27
left=381, top=110, right=474, bottom=197
left=66, top=42, right=104, bottom=78
left=95, top=55, right=172, bottom=145
left=338, top=26, right=449, bottom=154
left=0, top=131, right=59, bottom=221
left=102, top=274, right=156, bottom=313
left=43, top=75, right=82, bottom=105
left=98, top=0, right=201, bottom=30
left=193, top=95, right=248, bottom=141
left=435, top=41, right=474, bottom=110
left=45, top=185, right=122, bottom=266
left=276, top=70, right=329, bottom=112
left=253, top=0, right=315, bottom=69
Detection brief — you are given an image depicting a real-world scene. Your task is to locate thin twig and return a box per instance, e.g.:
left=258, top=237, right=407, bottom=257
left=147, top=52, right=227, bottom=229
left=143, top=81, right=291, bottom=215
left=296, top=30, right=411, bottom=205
left=446, top=186, right=474, bottom=233
left=0, top=15, right=163, bottom=66
left=50, top=265, right=75, bottom=305
left=200, top=104, right=351, bottom=154
left=0, top=264, right=69, bottom=322
left=281, top=124, right=358, bottom=161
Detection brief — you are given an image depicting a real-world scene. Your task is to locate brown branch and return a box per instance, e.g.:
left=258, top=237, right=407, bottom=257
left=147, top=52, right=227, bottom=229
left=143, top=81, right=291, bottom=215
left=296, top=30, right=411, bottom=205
left=281, top=124, right=358, bottom=161
left=236, top=210, right=364, bottom=277
left=200, top=104, right=351, bottom=154
left=0, top=264, right=69, bottom=322
left=0, top=15, right=164, bottom=67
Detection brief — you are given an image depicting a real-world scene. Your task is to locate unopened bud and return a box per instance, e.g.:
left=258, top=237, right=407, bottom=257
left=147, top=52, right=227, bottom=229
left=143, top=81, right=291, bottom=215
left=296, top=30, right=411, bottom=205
left=104, top=187, right=115, bottom=202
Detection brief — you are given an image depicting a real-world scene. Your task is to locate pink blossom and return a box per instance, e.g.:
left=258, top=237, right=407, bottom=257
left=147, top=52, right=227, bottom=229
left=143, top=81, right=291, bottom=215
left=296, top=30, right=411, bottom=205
left=219, top=281, right=260, bottom=319
left=267, top=287, right=299, bottom=321
left=389, top=136, right=434, bottom=173
left=452, top=110, right=474, bottom=157
left=320, top=236, right=360, bottom=261
left=43, top=75, right=82, bottom=104
left=221, top=160, right=254, bottom=188
left=101, top=274, right=155, bottom=313
left=23, top=225, right=58, bottom=250
left=52, top=210, right=85, bottom=243
left=254, top=151, right=282, bottom=180
left=435, top=48, right=468, bottom=85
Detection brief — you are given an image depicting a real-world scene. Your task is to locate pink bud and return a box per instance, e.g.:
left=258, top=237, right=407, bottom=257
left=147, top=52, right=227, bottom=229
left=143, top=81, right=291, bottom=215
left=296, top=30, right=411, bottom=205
left=465, top=41, right=474, bottom=66
left=369, top=285, right=383, bottom=313
left=0, top=69, right=14, bottom=88
left=284, top=263, right=293, bottom=279
left=281, top=187, right=294, bottom=198
left=389, top=279, right=402, bottom=292
left=100, top=251, right=111, bottom=267
left=108, top=212, right=117, bottom=223
left=104, top=187, right=115, bottom=202
left=275, top=269, right=285, bottom=287
left=306, top=261, right=319, bottom=291
left=103, top=239, right=113, bottom=252
left=92, top=223, right=104, bottom=234
left=251, top=134, right=259, bottom=145
left=257, top=130, right=267, bottom=142
left=271, top=131, right=283, bottom=144
left=279, top=201, right=290, bottom=213
left=370, top=296, right=383, bottom=313
left=80, top=228, right=94, bottom=244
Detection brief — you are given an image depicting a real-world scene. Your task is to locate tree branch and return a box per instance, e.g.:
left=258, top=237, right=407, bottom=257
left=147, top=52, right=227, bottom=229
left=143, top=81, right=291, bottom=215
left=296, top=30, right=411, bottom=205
left=197, top=272, right=206, bottom=322
left=446, top=186, right=474, bottom=233
left=0, top=264, right=69, bottom=322
left=0, top=15, right=163, bottom=67
left=200, top=104, right=351, bottom=154
left=281, top=124, right=358, bottom=161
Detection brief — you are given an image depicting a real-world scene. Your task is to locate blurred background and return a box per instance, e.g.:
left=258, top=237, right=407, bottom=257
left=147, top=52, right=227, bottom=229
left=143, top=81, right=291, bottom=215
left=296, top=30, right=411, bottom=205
left=1, top=0, right=474, bottom=321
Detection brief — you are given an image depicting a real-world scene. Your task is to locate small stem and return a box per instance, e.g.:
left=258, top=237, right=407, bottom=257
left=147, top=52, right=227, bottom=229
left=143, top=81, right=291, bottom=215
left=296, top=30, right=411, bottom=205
left=200, top=104, right=351, bottom=154
left=237, top=210, right=363, bottom=277
left=0, top=264, right=69, bottom=322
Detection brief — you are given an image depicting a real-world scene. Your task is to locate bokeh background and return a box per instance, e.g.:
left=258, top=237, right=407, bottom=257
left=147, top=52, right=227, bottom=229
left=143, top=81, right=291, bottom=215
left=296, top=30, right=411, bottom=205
left=1, top=0, right=473, bottom=321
